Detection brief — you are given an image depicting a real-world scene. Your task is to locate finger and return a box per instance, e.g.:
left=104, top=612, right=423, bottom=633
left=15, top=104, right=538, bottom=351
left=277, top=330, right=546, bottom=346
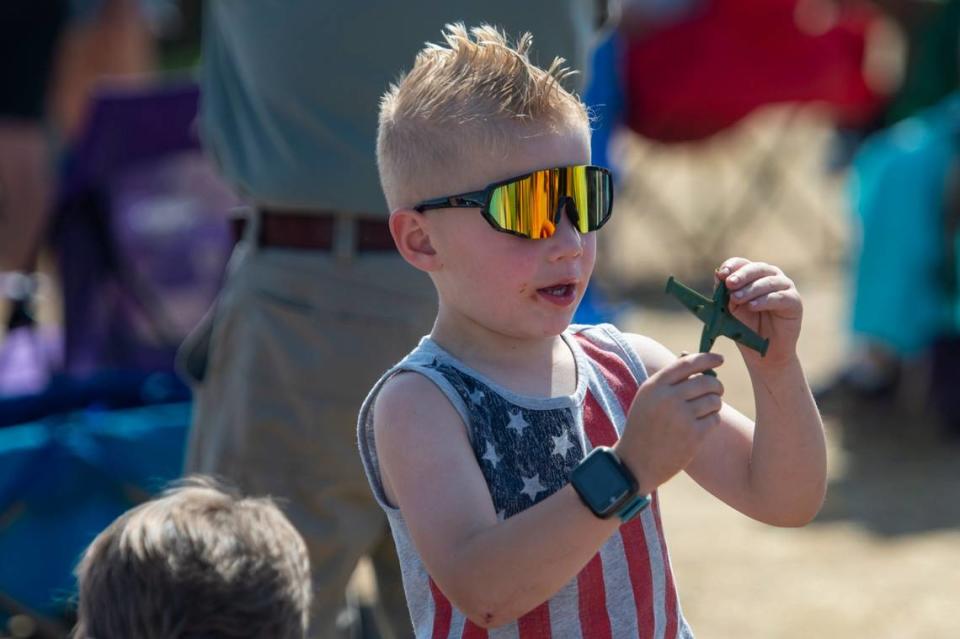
left=688, top=393, right=723, bottom=419
left=729, top=274, right=792, bottom=305
left=715, top=257, right=750, bottom=281
left=659, top=352, right=724, bottom=385
left=745, top=290, right=802, bottom=315
left=723, top=261, right=780, bottom=290
left=678, top=374, right=724, bottom=400
left=695, top=411, right=722, bottom=430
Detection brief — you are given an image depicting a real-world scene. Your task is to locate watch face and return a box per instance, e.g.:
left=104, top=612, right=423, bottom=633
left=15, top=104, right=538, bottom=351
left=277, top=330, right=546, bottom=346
left=574, top=449, right=635, bottom=517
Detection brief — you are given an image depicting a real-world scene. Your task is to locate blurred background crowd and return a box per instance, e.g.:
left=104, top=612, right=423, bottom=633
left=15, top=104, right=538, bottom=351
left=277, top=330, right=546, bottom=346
left=1, top=0, right=958, bottom=637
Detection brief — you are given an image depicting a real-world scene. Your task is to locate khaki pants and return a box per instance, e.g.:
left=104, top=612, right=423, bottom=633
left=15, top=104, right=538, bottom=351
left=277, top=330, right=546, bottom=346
left=179, top=238, right=435, bottom=639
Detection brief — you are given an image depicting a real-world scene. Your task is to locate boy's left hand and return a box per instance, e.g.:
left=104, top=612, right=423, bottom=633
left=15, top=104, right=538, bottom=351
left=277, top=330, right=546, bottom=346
left=716, top=257, right=802, bottom=369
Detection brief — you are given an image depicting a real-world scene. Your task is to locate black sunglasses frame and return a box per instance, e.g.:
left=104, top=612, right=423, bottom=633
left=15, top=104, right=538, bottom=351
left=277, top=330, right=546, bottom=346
left=412, top=165, right=614, bottom=239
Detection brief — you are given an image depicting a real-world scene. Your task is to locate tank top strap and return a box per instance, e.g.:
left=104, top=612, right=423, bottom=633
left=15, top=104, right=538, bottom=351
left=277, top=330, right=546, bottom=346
left=568, top=322, right=650, bottom=388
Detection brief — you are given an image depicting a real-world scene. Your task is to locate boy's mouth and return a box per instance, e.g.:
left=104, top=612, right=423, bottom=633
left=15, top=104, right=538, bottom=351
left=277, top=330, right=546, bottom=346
left=537, top=282, right=577, bottom=306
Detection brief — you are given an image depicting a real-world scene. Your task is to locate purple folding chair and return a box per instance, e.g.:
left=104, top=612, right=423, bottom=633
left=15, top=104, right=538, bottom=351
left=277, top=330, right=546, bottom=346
left=50, top=80, right=238, bottom=378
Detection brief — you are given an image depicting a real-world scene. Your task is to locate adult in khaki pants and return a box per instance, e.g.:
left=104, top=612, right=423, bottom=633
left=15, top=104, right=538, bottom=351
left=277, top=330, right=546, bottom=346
left=180, top=2, right=601, bottom=637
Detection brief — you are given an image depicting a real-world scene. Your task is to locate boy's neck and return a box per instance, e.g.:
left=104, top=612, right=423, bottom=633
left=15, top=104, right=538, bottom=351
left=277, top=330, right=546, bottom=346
left=429, top=310, right=577, bottom=398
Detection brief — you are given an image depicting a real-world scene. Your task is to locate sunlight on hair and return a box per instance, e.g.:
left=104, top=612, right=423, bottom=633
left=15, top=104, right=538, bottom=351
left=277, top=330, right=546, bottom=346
left=377, top=23, right=589, bottom=211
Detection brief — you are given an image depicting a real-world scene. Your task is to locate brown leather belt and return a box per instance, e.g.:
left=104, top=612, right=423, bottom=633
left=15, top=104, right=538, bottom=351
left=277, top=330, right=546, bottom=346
left=231, top=209, right=396, bottom=252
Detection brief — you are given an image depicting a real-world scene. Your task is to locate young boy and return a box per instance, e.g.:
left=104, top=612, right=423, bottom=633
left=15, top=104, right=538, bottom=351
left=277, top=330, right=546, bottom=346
left=358, top=24, right=827, bottom=638
left=73, top=476, right=312, bottom=639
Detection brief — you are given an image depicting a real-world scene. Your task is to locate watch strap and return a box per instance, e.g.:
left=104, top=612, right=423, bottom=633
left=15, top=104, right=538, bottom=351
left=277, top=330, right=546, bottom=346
left=616, top=492, right=652, bottom=522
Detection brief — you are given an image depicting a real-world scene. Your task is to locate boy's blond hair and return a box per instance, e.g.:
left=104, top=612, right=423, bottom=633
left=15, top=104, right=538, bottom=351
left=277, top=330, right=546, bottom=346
left=73, top=476, right=311, bottom=639
left=377, top=23, right=590, bottom=211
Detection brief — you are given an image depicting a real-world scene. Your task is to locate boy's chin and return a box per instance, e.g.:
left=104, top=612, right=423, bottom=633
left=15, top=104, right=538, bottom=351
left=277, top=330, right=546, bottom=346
left=532, top=314, right=578, bottom=338
left=492, top=317, right=571, bottom=341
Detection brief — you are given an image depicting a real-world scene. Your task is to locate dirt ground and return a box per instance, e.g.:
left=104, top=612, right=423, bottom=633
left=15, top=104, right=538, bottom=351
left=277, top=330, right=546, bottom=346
left=8, top=106, right=958, bottom=637
left=620, top=278, right=960, bottom=639
left=602, top=108, right=960, bottom=638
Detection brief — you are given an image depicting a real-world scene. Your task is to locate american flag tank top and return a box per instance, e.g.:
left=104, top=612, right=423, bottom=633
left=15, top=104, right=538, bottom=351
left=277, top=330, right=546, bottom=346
left=358, top=323, right=694, bottom=639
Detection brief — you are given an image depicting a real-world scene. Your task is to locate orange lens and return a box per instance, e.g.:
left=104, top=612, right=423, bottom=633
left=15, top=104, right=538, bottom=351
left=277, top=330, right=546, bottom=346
left=486, top=166, right=612, bottom=239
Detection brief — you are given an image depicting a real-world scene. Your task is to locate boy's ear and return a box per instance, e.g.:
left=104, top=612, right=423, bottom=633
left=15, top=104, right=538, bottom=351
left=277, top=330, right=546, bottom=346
left=389, top=208, right=440, bottom=272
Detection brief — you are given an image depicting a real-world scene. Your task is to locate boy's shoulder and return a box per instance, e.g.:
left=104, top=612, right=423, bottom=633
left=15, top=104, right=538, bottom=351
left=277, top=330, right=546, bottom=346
left=368, top=337, right=472, bottom=429
left=372, top=339, right=448, bottom=410
left=375, top=368, right=450, bottom=417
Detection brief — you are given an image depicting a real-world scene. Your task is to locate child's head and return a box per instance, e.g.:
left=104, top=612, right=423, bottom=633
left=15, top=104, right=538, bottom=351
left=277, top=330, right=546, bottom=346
left=73, top=476, right=311, bottom=639
left=379, top=24, right=607, bottom=340
left=377, top=23, right=590, bottom=212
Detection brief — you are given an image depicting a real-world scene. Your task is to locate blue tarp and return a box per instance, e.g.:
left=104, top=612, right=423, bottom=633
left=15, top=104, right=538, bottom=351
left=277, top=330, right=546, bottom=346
left=0, top=401, right=190, bottom=616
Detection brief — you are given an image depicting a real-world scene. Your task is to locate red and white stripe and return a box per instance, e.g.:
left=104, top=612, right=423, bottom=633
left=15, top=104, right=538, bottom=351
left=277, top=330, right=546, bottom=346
left=575, top=331, right=682, bottom=639
left=418, top=327, right=688, bottom=639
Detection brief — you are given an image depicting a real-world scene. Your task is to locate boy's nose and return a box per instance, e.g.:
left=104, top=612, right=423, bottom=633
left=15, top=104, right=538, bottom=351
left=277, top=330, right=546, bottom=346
left=547, top=199, right=583, bottom=257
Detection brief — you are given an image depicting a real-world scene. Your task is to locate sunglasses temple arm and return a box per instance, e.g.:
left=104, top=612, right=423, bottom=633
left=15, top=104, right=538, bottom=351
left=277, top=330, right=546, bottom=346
left=414, top=190, right=487, bottom=212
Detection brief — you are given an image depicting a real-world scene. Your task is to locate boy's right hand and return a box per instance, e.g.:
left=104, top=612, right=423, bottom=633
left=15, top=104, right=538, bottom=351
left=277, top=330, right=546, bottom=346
left=614, top=352, right=724, bottom=494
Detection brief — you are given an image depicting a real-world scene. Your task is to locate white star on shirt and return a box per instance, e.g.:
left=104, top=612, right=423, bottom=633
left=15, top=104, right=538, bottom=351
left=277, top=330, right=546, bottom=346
left=481, top=441, right=501, bottom=469
left=551, top=433, right=575, bottom=459
left=520, top=474, right=547, bottom=502
left=506, top=410, right=529, bottom=436
left=468, top=388, right=485, bottom=405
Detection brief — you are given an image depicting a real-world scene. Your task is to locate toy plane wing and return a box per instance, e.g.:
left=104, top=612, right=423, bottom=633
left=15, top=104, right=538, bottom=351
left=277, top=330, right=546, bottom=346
left=715, top=313, right=769, bottom=356
left=664, top=277, right=713, bottom=324
left=665, top=276, right=770, bottom=357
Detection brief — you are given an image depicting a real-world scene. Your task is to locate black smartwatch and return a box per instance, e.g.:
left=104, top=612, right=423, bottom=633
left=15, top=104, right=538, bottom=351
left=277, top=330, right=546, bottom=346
left=570, top=446, right=651, bottom=522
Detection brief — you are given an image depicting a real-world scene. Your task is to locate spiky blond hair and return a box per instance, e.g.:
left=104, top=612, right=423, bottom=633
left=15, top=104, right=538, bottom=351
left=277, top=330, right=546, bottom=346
left=377, top=23, right=590, bottom=211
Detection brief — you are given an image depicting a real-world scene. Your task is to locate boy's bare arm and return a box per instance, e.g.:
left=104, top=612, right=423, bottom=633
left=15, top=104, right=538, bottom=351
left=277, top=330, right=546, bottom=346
left=625, top=258, right=826, bottom=527
left=374, top=372, right=619, bottom=628
left=629, top=336, right=825, bottom=526
left=740, top=349, right=826, bottom=525
left=373, top=355, right=721, bottom=628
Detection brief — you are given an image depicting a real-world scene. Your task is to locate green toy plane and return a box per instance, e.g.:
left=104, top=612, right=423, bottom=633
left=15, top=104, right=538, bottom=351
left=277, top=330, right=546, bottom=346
left=665, top=276, right=769, bottom=376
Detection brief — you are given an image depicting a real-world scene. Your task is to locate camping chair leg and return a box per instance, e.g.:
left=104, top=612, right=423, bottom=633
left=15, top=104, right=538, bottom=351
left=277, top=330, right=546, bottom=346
left=700, top=109, right=800, bottom=261
left=6, top=299, right=35, bottom=332
left=620, top=141, right=712, bottom=275
left=0, top=591, right=70, bottom=638
left=2, top=273, right=39, bottom=332
left=702, top=107, right=845, bottom=267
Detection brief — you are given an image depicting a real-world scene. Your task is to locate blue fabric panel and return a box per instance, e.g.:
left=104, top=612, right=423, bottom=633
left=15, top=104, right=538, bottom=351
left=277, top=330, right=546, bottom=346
left=849, top=94, right=960, bottom=354
left=0, top=402, right=190, bottom=615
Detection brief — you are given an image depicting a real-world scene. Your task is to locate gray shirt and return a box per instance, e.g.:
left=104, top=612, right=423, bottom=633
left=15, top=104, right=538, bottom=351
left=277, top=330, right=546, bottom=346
left=201, top=1, right=600, bottom=215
